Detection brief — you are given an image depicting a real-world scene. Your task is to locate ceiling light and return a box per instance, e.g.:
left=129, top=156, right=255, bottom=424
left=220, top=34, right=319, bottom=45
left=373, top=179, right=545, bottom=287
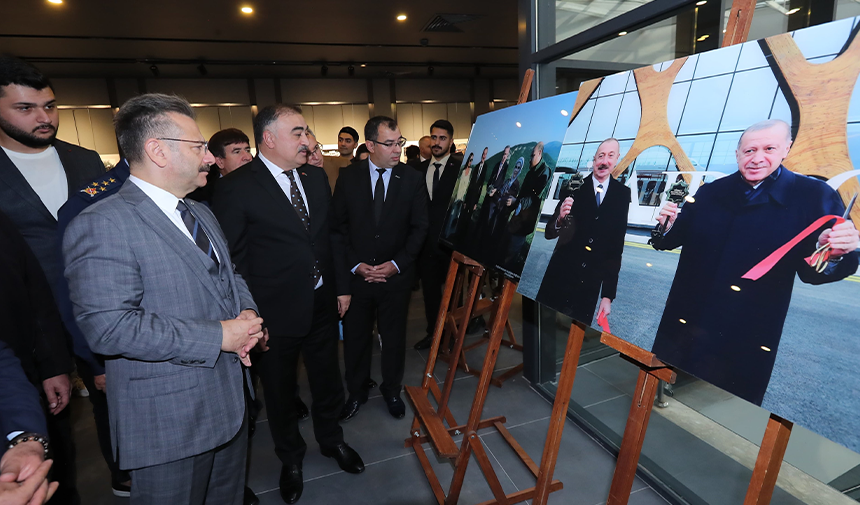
left=730, top=285, right=741, bottom=292
left=786, top=7, right=801, bottom=15
left=696, top=0, right=707, bottom=5
left=679, top=318, right=687, bottom=324
left=47, top=0, right=63, bottom=4
left=396, top=14, right=407, bottom=21
left=360, top=63, right=367, bottom=68
left=760, top=346, right=771, bottom=352
left=618, top=31, right=628, bottom=36
left=697, top=34, right=710, bottom=41
left=240, top=6, right=253, bottom=14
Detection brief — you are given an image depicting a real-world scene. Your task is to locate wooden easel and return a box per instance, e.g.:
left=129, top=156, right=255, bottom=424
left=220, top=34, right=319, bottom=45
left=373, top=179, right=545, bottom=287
left=602, top=7, right=797, bottom=504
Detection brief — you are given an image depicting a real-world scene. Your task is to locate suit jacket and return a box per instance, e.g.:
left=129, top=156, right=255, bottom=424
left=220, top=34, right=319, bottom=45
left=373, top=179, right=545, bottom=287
left=212, top=158, right=346, bottom=338
left=463, top=159, right=488, bottom=212
left=185, top=166, right=221, bottom=204
left=323, top=156, right=352, bottom=194
left=650, top=168, right=859, bottom=405
left=418, top=155, right=461, bottom=257
left=536, top=175, right=630, bottom=324
left=0, top=339, right=47, bottom=457
left=63, top=180, right=258, bottom=470
left=0, top=209, right=70, bottom=385
left=0, top=139, right=104, bottom=297
left=332, top=160, right=429, bottom=292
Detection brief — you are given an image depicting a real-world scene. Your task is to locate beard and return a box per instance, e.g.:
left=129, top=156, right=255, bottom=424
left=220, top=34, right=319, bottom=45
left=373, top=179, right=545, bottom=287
left=0, top=116, right=57, bottom=149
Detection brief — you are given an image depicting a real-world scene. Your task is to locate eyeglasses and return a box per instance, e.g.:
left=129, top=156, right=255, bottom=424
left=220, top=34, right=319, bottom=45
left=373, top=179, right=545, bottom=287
left=370, top=137, right=407, bottom=148
left=311, top=142, right=323, bottom=155
left=157, top=138, right=209, bottom=151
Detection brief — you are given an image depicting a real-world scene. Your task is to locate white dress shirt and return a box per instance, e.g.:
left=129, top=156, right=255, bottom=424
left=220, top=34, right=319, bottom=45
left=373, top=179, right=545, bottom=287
left=129, top=175, right=221, bottom=261
left=592, top=174, right=610, bottom=203
left=425, top=153, right=451, bottom=200
left=259, top=153, right=323, bottom=289
left=353, top=159, right=399, bottom=274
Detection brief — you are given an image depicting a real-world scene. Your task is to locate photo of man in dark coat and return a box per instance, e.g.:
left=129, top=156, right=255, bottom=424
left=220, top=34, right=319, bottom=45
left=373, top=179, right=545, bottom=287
left=650, top=119, right=860, bottom=405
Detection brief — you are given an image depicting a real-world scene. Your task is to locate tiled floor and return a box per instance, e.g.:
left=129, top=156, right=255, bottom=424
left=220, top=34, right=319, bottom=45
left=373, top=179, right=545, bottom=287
left=71, top=290, right=671, bottom=505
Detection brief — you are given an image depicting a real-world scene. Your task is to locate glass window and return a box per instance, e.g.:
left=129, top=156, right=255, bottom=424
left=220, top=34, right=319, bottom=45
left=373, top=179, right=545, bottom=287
left=719, top=67, right=780, bottom=132
left=676, top=134, right=716, bottom=169
left=674, top=55, right=698, bottom=83
left=585, top=93, right=624, bottom=142
left=557, top=143, right=584, bottom=171
left=847, top=123, right=860, bottom=170
left=735, top=40, right=769, bottom=72
left=693, top=43, right=741, bottom=79
left=565, top=97, right=596, bottom=143
left=597, top=71, right=631, bottom=97
left=849, top=74, right=860, bottom=123
left=770, top=88, right=793, bottom=124
left=547, top=0, right=656, bottom=50
left=791, top=17, right=854, bottom=59
left=677, top=74, right=733, bottom=135
left=566, top=16, right=679, bottom=67
left=612, top=91, right=641, bottom=140
left=836, top=0, right=860, bottom=20
left=667, top=81, right=692, bottom=135
left=708, top=131, right=742, bottom=175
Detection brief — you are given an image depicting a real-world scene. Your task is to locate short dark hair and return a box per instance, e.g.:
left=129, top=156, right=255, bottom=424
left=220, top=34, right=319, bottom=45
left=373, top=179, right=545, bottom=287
left=253, top=104, right=303, bottom=145
left=351, top=143, right=369, bottom=163
left=208, top=128, right=250, bottom=158
left=0, top=55, right=52, bottom=96
left=430, top=119, right=454, bottom=137
left=405, top=145, right=420, bottom=159
left=114, top=93, right=195, bottom=164
left=364, top=116, right=398, bottom=142
left=339, top=126, right=359, bottom=143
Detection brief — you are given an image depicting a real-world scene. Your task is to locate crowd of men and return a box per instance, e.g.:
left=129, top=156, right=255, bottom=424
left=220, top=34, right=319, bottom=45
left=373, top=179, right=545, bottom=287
left=0, top=56, right=467, bottom=505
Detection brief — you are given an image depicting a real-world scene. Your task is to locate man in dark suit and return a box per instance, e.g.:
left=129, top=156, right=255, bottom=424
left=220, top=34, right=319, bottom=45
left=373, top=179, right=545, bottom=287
left=187, top=128, right=253, bottom=204
left=651, top=119, right=859, bottom=405
left=535, top=138, right=631, bottom=326
left=0, top=338, right=59, bottom=504
left=0, top=55, right=105, bottom=505
left=64, top=93, right=263, bottom=505
left=332, top=116, right=428, bottom=420
left=470, top=146, right=511, bottom=258
left=458, top=147, right=489, bottom=238
left=213, top=104, right=364, bottom=504
left=413, top=120, right=461, bottom=350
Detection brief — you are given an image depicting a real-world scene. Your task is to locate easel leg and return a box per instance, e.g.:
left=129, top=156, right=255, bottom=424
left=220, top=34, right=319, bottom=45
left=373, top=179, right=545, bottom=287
left=744, top=414, right=793, bottom=505
left=531, top=323, right=586, bottom=505
left=607, top=369, right=660, bottom=505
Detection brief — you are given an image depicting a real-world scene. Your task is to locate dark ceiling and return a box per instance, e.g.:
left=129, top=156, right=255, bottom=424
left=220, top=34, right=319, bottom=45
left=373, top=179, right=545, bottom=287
left=0, top=0, right=520, bottom=79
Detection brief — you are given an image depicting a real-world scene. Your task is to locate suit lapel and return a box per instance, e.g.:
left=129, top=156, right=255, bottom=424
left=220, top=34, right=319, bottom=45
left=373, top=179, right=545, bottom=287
left=0, top=147, right=57, bottom=223
left=120, top=182, right=229, bottom=311
left=54, top=140, right=89, bottom=197
left=250, top=158, right=305, bottom=231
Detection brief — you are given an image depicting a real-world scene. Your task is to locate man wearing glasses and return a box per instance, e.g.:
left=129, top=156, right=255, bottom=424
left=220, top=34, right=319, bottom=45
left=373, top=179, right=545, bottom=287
left=332, top=116, right=428, bottom=421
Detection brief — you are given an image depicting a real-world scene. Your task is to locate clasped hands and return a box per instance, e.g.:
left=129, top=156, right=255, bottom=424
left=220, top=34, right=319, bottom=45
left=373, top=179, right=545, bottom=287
left=0, top=441, right=58, bottom=505
left=355, top=261, right=397, bottom=283
left=221, top=309, right=266, bottom=366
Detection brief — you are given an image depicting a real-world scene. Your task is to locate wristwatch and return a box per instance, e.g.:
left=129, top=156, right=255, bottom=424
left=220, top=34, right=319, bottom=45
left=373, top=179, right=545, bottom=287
left=8, top=432, right=49, bottom=458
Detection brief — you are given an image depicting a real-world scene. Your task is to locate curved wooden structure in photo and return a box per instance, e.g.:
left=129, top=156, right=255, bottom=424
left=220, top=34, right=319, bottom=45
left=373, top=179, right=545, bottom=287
left=765, top=31, right=860, bottom=223
left=613, top=58, right=695, bottom=181
left=567, top=77, right=602, bottom=127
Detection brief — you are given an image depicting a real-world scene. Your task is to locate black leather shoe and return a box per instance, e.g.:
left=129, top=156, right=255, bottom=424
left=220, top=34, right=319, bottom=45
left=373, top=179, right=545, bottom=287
left=384, top=395, right=406, bottom=419
left=321, top=443, right=365, bottom=474
left=295, top=397, right=309, bottom=421
left=244, top=486, right=260, bottom=505
left=365, top=378, right=377, bottom=389
left=413, top=334, right=433, bottom=350
left=279, top=465, right=303, bottom=504
left=339, top=396, right=367, bottom=422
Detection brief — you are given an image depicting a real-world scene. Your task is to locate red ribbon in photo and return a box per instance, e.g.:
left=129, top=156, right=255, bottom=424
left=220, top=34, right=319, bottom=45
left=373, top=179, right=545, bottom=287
left=597, top=310, right=610, bottom=333
left=741, top=215, right=845, bottom=281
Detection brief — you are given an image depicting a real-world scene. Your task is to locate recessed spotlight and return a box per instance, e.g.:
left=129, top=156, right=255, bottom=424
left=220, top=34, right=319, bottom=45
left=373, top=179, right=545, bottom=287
left=560, top=110, right=569, bottom=116
left=679, top=318, right=687, bottom=324
left=360, top=63, right=367, bottom=68
left=760, top=346, right=771, bottom=352
left=786, top=7, right=801, bottom=15
left=396, top=14, right=407, bottom=21
left=47, top=0, right=63, bottom=4
left=697, top=34, right=710, bottom=41
left=730, top=285, right=741, bottom=292
left=618, top=31, right=628, bottom=36
left=696, top=0, right=707, bottom=5
left=241, top=6, right=253, bottom=14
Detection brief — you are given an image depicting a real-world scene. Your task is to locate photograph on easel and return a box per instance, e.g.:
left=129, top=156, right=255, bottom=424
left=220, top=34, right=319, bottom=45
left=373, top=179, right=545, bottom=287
left=438, top=91, right=576, bottom=279
left=518, top=17, right=860, bottom=452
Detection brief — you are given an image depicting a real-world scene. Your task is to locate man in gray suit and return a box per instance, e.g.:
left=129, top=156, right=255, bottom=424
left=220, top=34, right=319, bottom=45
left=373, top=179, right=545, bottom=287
left=63, top=94, right=264, bottom=505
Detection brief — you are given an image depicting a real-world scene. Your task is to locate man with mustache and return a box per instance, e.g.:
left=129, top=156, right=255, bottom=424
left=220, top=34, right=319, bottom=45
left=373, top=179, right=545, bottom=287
left=0, top=55, right=105, bottom=504
left=535, top=138, right=631, bottom=327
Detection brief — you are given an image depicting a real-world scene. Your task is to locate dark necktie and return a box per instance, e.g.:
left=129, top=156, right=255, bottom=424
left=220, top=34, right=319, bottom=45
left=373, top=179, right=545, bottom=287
left=285, top=170, right=321, bottom=286
left=596, top=184, right=604, bottom=207
left=432, top=162, right=441, bottom=198
left=176, top=200, right=218, bottom=266
left=374, top=168, right=386, bottom=226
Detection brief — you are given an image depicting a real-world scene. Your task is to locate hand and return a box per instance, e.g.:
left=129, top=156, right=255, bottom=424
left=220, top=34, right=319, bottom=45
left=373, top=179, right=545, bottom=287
left=337, top=295, right=352, bottom=318
left=818, top=220, right=860, bottom=258
left=354, top=263, right=375, bottom=280
left=487, top=188, right=496, bottom=197
left=472, top=204, right=477, bottom=211
left=557, top=197, right=574, bottom=223
left=0, top=441, right=44, bottom=483
left=657, top=202, right=679, bottom=230
left=221, top=317, right=263, bottom=367
left=0, top=459, right=57, bottom=505
left=255, top=328, right=270, bottom=353
left=370, top=262, right=398, bottom=282
left=597, top=297, right=612, bottom=319
left=93, top=375, right=106, bottom=393
left=41, top=375, right=70, bottom=415
left=505, top=196, right=514, bottom=207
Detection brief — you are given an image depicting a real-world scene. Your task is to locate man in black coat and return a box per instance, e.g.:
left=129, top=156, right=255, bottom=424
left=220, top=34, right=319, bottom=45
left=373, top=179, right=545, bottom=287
left=213, top=105, right=364, bottom=504
left=651, top=119, right=859, bottom=405
left=0, top=55, right=105, bottom=505
left=470, top=146, right=511, bottom=259
left=535, top=138, right=631, bottom=325
left=413, top=120, right=461, bottom=350
left=332, top=116, right=428, bottom=421
left=501, top=142, right=553, bottom=273
left=458, top=146, right=489, bottom=239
